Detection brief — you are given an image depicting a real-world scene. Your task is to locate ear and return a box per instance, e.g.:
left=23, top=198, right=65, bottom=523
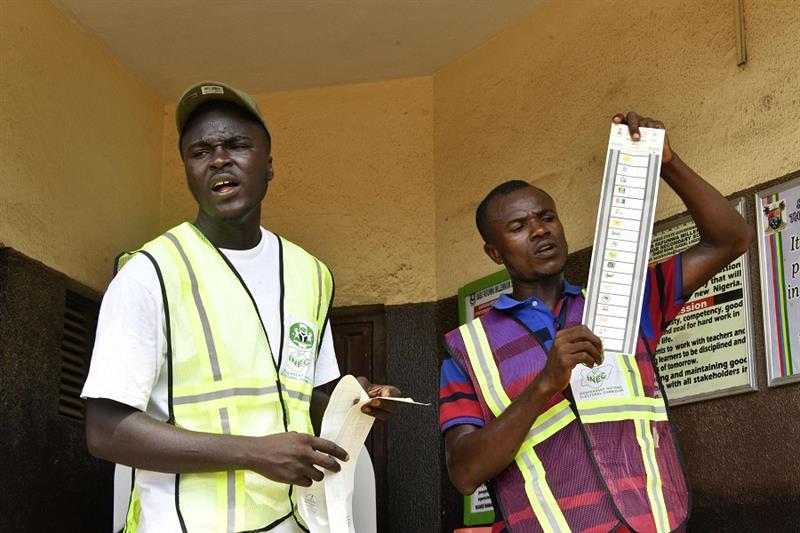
left=267, top=156, right=274, bottom=182
left=483, top=242, right=503, bottom=265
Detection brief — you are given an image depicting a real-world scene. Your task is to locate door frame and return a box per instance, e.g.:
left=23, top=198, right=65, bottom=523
left=329, top=304, right=387, bottom=532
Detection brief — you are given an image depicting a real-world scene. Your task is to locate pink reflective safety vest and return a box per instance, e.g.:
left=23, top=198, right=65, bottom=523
left=444, top=294, right=689, bottom=533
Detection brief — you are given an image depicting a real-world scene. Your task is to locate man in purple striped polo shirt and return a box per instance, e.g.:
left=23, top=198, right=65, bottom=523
left=440, top=112, right=753, bottom=533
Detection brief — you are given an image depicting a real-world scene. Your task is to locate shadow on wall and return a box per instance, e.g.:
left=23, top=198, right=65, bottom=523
left=690, top=492, right=800, bottom=533
left=0, top=248, right=112, bottom=533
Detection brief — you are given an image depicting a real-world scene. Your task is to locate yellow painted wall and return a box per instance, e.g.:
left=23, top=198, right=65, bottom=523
left=6, top=0, right=797, bottom=307
left=0, top=0, right=164, bottom=291
left=433, top=0, right=800, bottom=299
left=160, top=77, right=436, bottom=306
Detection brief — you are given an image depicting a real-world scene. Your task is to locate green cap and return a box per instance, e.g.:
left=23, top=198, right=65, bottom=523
left=175, top=81, right=269, bottom=138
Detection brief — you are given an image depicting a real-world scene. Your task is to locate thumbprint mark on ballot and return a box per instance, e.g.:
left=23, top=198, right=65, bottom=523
left=304, top=495, right=318, bottom=513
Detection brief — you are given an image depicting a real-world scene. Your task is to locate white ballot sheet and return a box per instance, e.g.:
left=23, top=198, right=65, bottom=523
left=571, top=124, right=665, bottom=402
left=297, top=375, right=427, bottom=533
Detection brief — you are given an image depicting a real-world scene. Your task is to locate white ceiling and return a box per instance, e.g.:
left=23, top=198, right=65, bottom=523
left=53, top=0, right=544, bottom=102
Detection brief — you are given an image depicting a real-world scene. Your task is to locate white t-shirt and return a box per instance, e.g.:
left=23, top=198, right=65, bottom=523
left=83, top=228, right=339, bottom=533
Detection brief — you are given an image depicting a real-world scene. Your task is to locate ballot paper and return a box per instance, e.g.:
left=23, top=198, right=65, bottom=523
left=297, top=375, right=428, bottom=533
left=571, top=124, right=665, bottom=403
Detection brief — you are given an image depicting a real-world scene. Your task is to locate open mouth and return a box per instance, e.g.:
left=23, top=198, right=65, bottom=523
left=535, top=242, right=557, bottom=256
left=210, top=178, right=240, bottom=194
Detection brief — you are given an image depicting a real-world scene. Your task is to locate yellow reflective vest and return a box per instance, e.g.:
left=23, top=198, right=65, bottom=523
left=117, top=223, right=333, bottom=533
left=445, top=288, right=689, bottom=532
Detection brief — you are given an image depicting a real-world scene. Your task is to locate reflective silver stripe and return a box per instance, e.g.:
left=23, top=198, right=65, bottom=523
left=285, top=389, right=312, bottom=402
left=579, top=402, right=666, bottom=417
left=314, top=259, right=323, bottom=321
left=620, top=353, right=640, bottom=397
left=519, top=451, right=566, bottom=532
left=164, top=232, right=222, bottom=381
left=465, top=321, right=508, bottom=412
left=219, top=408, right=236, bottom=533
left=639, top=419, right=668, bottom=531
left=173, top=386, right=280, bottom=405
left=525, top=404, right=574, bottom=441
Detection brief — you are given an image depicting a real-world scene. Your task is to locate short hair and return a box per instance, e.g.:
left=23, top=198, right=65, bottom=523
left=475, top=180, right=537, bottom=242
left=180, top=100, right=271, bottom=151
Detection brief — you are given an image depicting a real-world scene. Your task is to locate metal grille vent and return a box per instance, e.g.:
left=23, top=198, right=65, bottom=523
left=59, top=289, right=99, bottom=421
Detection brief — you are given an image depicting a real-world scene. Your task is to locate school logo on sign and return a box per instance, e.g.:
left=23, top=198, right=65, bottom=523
left=289, top=322, right=315, bottom=349
left=763, top=200, right=787, bottom=233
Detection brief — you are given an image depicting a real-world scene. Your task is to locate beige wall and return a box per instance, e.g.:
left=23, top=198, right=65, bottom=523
left=0, top=0, right=164, bottom=292
left=160, top=77, right=436, bottom=306
left=433, top=0, right=800, bottom=299
left=5, top=0, right=798, bottom=306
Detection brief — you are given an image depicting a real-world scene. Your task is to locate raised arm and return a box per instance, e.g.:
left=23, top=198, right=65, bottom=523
left=445, top=326, right=603, bottom=494
left=85, top=397, right=348, bottom=487
left=615, top=112, right=753, bottom=295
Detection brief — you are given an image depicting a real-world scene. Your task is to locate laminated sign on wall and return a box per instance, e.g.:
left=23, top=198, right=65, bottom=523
left=756, top=177, right=800, bottom=387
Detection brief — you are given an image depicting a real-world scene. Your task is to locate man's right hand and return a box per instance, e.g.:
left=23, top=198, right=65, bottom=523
left=248, top=432, right=349, bottom=487
left=537, top=325, right=604, bottom=394
left=445, top=324, right=603, bottom=494
left=86, top=398, right=350, bottom=487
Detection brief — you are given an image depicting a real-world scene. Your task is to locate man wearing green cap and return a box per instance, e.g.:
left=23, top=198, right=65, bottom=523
left=82, top=82, right=398, bottom=532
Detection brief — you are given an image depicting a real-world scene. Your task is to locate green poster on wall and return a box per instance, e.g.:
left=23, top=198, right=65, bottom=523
left=458, top=269, right=512, bottom=324
left=456, top=269, right=512, bottom=526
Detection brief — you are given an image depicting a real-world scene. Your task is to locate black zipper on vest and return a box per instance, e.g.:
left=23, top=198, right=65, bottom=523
left=555, top=296, right=570, bottom=331
left=196, top=228, right=291, bottom=430
left=191, top=225, right=296, bottom=527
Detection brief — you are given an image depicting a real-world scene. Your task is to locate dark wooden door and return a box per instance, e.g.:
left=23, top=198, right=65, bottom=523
left=327, top=305, right=387, bottom=533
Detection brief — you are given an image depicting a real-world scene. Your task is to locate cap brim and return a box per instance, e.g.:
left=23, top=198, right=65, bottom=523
left=175, top=81, right=266, bottom=137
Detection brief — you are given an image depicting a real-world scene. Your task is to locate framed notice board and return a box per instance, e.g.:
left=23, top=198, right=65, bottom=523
left=755, top=177, right=800, bottom=386
left=650, top=198, right=758, bottom=404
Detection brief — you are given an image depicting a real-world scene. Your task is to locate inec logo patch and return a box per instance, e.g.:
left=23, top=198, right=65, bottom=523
left=288, top=349, right=311, bottom=369
left=581, top=364, right=614, bottom=388
left=289, top=322, right=315, bottom=349
left=285, top=322, right=315, bottom=383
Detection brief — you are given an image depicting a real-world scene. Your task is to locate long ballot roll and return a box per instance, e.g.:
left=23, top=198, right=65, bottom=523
left=568, top=124, right=690, bottom=533
left=570, top=123, right=664, bottom=402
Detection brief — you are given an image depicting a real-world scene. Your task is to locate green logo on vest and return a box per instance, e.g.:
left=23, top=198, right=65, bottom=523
left=289, top=322, right=315, bottom=349
left=586, top=369, right=608, bottom=384
left=584, top=365, right=612, bottom=387
left=288, top=349, right=311, bottom=368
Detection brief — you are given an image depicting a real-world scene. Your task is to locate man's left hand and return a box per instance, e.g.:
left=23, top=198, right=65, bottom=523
left=613, top=111, right=674, bottom=166
left=356, top=377, right=401, bottom=421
